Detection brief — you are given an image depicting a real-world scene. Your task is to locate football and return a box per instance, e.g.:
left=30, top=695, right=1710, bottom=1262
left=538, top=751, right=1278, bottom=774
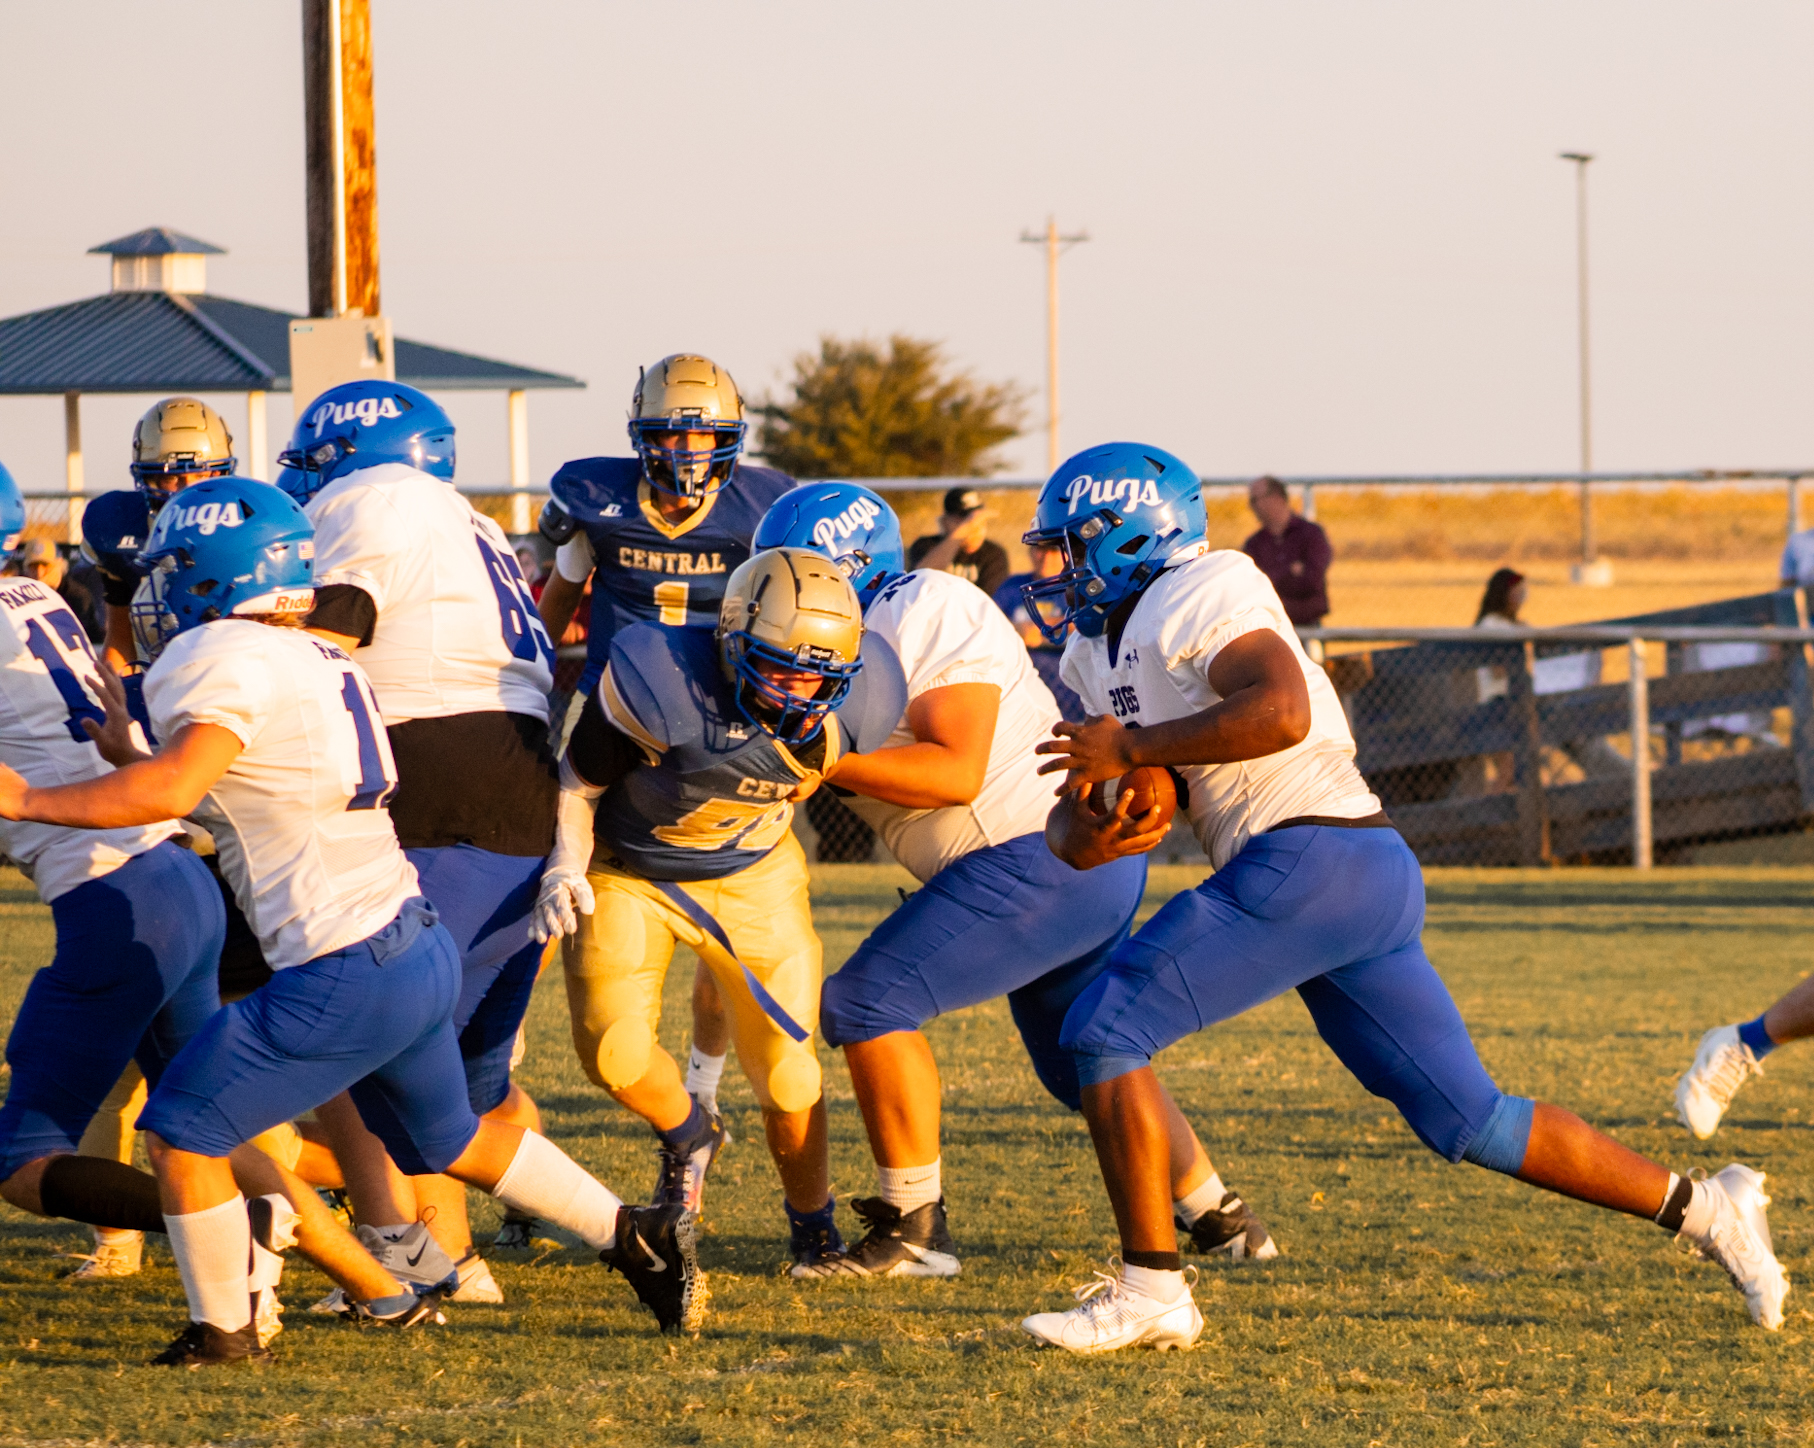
left=1090, top=764, right=1178, bottom=832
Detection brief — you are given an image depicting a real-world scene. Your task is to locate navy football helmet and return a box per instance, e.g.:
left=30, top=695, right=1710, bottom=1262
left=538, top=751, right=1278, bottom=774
left=1021, top=442, right=1207, bottom=643
left=136, top=477, right=316, bottom=639
left=0, top=462, right=24, bottom=566
left=752, top=483, right=903, bottom=601
left=278, top=380, right=456, bottom=504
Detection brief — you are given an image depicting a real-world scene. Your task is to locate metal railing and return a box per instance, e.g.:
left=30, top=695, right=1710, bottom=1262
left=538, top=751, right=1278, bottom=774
left=1301, top=624, right=1814, bottom=869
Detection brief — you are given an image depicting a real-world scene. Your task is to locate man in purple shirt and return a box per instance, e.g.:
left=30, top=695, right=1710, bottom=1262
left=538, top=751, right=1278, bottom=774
left=1242, top=476, right=1332, bottom=626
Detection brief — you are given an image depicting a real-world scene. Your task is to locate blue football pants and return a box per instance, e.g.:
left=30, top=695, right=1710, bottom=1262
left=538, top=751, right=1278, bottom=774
left=140, top=900, right=482, bottom=1177
left=1061, top=825, right=1506, bottom=1163
left=0, top=841, right=225, bottom=1179
left=820, top=831, right=1147, bottom=1110
left=406, top=844, right=545, bottom=1116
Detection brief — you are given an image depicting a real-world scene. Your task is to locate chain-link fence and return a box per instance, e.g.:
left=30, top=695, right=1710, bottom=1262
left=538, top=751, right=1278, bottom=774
left=1309, top=590, right=1814, bottom=867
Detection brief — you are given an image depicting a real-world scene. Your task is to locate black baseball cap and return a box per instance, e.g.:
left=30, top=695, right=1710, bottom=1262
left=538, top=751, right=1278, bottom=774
left=943, top=487, right=984, bottom=516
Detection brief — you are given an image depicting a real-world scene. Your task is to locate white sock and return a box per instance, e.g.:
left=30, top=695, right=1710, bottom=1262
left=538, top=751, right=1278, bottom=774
left=1678, top=1178, right=1718, bottom=1242
left=247, top=1194, right=297, bottom=1293
left=1173, top=1171, right=1228, bottom=1226
left=877, top=1158, right=942, bottom=1215
left=93, top=1225, right=141, bottom=1248
left=685, top=1048, right=727, bottom=1108
left=164, top=1195, right=252, bottom=1332
left=492, top=1130, right=623, bottom=1251
left=1121, top=1263, right=1187, bottom=1304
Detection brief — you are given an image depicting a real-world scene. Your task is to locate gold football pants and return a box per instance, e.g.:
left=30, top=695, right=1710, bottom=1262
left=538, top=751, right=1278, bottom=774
left=561, top=832, right=823, bottom=1114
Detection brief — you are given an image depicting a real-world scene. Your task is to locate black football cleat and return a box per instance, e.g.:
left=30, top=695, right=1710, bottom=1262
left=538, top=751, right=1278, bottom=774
left=791, top=1196, right=960, bottom=1279
left=1177, top=1191, right=1280, bottom=1261
left=346, top=1286, right=449, bottom=1329
left=649, top=1110, right=728, bottom=1215
left=788, top=1215, right=846, bottom=1273
left=151, top=1320, right=273, bottom=1368
left=601, top=1202, right=706, bottom=1335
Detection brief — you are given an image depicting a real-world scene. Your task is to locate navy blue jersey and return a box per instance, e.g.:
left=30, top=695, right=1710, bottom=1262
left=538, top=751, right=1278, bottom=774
left=592, top=624, right=906, bottom=883
left=550, top=457, right=798, bottom=695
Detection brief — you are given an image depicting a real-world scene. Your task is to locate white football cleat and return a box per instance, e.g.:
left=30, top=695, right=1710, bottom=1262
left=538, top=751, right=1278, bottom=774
left=450, top=1252, right=504, bottom=1304
left=64, top=1229, right=143, bottom=1280
left=1021, top=1264, right=1204, bottom=1354
left=1680, top=1164, right=1789, bottom=1331
left=1674, top=1025, right=1764, bottom=1139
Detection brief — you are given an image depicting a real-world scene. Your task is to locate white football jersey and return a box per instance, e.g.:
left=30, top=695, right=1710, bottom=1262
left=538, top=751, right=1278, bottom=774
left=837, top=569, right=1061, bottom=882
left=1060, top=551, right=1381, bottom=871
left=0, top=579, right=177, bottom=902
left=144, top=620, right=419, bottom=970
left=307, top=463, right=554, bottom=726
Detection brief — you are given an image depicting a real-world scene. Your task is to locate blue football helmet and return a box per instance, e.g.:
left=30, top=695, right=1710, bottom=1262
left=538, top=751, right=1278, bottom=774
left=1021, top=442, right=1207, bottom=643
left=752, top=483, right=904, bottom=601
left=0, top=461, right=24, bottom=566
left=278, top=380, right=456, bottom=504
left=136, top=477, right=316, bottom=639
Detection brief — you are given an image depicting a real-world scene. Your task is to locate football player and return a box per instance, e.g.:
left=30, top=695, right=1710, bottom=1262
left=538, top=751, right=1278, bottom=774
left=1015, top=443, right=1788, bottom=1352
left=751, top=484, right=1275, bottom=1276
left=276, top=380, right=558, bottom=1305
left=531, top=549, right=906, bottom=1263
left=0, top=478, right=700, bottom=1364
left=0, top=464, right=496, bottom=1348
left=70, top=402, right=302, bottom=1283
left=534, top=354, right=798, bottom=1206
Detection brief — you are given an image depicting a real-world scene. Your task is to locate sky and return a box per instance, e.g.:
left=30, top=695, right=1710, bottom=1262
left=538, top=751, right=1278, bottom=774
left=2, top=1, right=1811, bottom=493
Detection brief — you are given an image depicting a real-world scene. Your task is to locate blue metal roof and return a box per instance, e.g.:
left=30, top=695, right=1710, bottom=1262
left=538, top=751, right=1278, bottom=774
left=0, top=291, right=584, bottom=395
left=88, top=227, right=225, bottom=257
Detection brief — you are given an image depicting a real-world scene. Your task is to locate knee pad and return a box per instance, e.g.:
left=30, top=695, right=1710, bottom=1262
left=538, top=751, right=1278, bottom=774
left=595, top=1018, right=655, bottom=1091
left=1460, top=1093, right=1534, bottom=1176
left=766, top=1051, right=823, bottom=1116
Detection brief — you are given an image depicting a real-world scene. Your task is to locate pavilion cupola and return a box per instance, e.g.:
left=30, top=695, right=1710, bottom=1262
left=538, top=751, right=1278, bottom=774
left=88, top=227, right=225, bottom=295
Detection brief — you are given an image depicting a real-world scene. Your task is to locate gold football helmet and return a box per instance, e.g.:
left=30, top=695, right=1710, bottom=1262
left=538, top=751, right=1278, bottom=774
left=717, top=547, right=864, bottom=744
left=628, top=353, right=747, bottom=499
left=130, top=396, right=235, bottom=508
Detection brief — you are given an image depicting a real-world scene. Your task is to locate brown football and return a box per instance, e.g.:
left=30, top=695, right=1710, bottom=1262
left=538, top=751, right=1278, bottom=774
left=1089, top=765, right=1178, bottom=831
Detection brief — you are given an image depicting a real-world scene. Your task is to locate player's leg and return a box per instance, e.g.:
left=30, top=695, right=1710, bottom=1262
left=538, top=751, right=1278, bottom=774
left=1034, top=826, right=1787, bottom=1352
left=687, top=836, right=832, bottom=1256
left=67, top=1065, right=149, bottom=1278
left=686, top=962, right=732, bottom=1117
left=1673, top=973, right=1814, bottom=1138
left=0, top=842, right=224, bottom=1239
left=349, top=917, right=703, bottom=1335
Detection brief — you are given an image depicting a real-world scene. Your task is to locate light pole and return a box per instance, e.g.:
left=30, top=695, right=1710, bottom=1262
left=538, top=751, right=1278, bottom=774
left=1560, top=151, right=1606, bottom=583
left=1020, top=217, right=1089, bottom=473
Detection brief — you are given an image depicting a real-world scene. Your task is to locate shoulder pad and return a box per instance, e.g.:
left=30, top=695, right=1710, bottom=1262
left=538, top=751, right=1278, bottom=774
left=80, top=490, right=152, bottom=570
left=607, top=624, right=720, bottom=751
left=726, top=464, right=798, bottom=504
left=837, top=634, right=909, bottom=752
left=550, top=457, right=643, bottom=526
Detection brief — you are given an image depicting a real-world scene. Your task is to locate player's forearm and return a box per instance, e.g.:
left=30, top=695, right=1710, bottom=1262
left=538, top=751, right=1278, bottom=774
left=538, top=571, right=584, bottom=642
left=101, top=604, right=135, bottom=673
left=826, top=742, right=985, bottom=808
left=16, top=758, right=197, bottom=829
left=1122, top=690, right=1309, bottom=770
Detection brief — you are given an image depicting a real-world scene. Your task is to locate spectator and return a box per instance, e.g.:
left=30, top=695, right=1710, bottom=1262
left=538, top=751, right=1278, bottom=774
left=1243, top=476, right=1332, bottom=627
left=515, top=543, right=547, bottom=587
left=1472, top=566, right=1625, bottom=782
left=23, top=538, right=104, bottom=643
left=993, top=541, right=1086, bottom=722
left=1783, top=524, right=1814, bottom=589
left=909, top=486, right=1010, bottom=597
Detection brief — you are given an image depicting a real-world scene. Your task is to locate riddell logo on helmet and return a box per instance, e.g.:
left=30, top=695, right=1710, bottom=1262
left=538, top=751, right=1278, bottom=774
left=1064, top=476, right=1163, bottom=515
left=308, top=395, right=404, bottom=436
left=165, top=500, right=245, bottom=536
left=810, top=497, right=883, bottom=549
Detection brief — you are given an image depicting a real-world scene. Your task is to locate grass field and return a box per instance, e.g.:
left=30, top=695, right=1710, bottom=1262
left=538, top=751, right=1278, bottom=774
left=4, top=864, right=1814, bottom=1446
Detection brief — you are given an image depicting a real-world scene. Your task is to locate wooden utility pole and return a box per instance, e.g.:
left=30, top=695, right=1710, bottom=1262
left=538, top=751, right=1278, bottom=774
left=1561, top=152, right=1595, bottom=566
left=303, top=0, right=381, bottom=318
left=1020, top=217, right=1089, bottom=473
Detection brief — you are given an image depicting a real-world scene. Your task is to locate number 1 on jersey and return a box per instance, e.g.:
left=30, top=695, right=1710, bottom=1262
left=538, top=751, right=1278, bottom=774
left=339, top=673, right=396, bottom=811
left=654, top=580, right=689, bottom=627
left=23, top=611, right=107, bottom=744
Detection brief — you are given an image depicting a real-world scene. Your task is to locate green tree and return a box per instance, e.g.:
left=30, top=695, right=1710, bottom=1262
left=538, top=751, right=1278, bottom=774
left=754, top=335, right=1026, bottom=478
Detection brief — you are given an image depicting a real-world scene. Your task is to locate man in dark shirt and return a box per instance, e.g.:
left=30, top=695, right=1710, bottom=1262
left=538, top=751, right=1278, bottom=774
left=908, top=487, right=1010, bottom=598
left=1242, top=475, right=1332, bottom=626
